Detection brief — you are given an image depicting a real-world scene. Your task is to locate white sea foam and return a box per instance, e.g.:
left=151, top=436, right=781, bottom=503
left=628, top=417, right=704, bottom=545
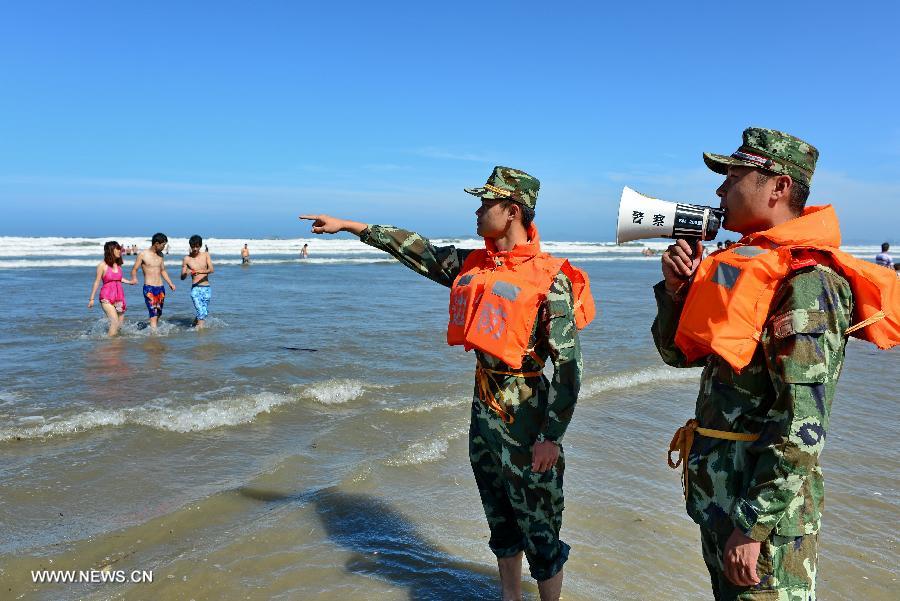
left=0, top=236, right=883, bottom=268
left=581, top=366, right=703, bottom=398
left=0, top=257, right=396, bottom=269
left=385, top=397, right=469, bottom=414
left=300, top=379, right=367, bottom=405
left=0, top=392, right=298, bottom=441
left=77, top=317, right=227, bottom=339
left=0, top=380, right=373, bottom=442
left=0, top=236, right=378, bottom=258
left=384, top=424, right=468, bottom=466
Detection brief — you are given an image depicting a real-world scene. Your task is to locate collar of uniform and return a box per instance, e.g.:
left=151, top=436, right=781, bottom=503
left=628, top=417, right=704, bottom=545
left=483, top=224, right=542, bottom=264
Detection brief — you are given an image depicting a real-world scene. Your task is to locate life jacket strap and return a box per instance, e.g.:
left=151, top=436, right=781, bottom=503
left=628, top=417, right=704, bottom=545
left=845, top=310, right=886, bottom=336
left=667, top=418, right=761, bottom=499
left=474, top=363, right=543, bottom=424
left=525, top=347, right=546, bottom=368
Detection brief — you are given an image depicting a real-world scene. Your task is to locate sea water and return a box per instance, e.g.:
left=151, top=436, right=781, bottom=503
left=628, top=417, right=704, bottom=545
left=0, top=236, right=896, bottom=600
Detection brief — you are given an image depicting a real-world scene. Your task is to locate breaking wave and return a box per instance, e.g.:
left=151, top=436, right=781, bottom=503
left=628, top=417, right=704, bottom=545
left=385, top=397, right=469, bottom=414
left=299, top=379, right=368, bottom=405
left=581, top=366, right=703, bottom=398
left=384, top=424, right=468, bottom=466
left=1, top=236, right=882, bottom=269
left=0, top=378, right=374, bottom=441
left=0, top=392, right=298, bottom=441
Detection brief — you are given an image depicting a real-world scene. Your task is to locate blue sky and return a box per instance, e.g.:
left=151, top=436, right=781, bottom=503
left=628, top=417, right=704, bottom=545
left=1, top=1, right=898, bottom=243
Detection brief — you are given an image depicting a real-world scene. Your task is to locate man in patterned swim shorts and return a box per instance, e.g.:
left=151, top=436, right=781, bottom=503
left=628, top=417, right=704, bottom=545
left=131, top=232, right=176, bottom=329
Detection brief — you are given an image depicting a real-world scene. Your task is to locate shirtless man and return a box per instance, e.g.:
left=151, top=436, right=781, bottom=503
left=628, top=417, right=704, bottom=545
left=241, top=243, right=251, bottom=265
left=131, top=233, right=176, bottom=329
left=181, top=234, right=214, bottom=329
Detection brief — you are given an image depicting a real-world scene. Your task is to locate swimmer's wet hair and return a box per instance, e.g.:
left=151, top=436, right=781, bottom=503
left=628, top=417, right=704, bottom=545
left=189, top=235, right=203, bottom=248
left=152, top=232, right=168, bottom=245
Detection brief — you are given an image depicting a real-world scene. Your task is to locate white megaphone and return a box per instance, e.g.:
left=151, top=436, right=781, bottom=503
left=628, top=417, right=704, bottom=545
left=616, top=186, right=724, bottom=244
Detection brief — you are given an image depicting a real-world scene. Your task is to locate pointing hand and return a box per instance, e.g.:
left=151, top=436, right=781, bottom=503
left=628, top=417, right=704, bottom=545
left=299, top=214, right=345, bottom=234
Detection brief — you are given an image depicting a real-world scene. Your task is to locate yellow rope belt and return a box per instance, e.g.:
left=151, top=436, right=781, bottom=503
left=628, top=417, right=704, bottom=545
left=667, top=418, right=760, bottom=498
left=475, top=364, right=542, bottom=424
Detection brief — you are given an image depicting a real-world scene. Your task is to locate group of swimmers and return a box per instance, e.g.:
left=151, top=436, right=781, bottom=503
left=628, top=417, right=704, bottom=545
left=87, top=233, right=213, bottom=336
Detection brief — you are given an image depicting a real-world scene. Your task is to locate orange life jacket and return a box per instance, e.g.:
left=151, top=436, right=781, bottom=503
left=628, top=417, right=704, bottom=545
left=447, top=224, right=595, bottom=369
left=675, top=205, right=900, bottom=372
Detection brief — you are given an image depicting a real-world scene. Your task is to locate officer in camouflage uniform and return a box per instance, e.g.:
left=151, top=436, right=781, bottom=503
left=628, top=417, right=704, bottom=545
left=653, top=128, right=852, bottom=600
left=301, top=167, right=583, bottom=601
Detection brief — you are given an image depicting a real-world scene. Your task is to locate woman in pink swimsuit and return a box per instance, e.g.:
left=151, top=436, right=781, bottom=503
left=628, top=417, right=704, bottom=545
left=88, top=241, right=137, bottom=336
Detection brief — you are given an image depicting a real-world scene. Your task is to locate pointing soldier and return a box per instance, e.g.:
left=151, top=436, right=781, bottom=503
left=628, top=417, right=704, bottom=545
left=301, top=166, right=595, bottom=601
left=653, top=128, right=898, bottom=600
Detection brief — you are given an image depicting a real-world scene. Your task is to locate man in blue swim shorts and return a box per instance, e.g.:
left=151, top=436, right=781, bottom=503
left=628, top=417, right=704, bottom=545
left=181, top=234, right=215, bottom=329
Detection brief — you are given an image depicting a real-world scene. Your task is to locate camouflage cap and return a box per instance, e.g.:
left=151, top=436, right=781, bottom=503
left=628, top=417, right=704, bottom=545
left=703, top=127, right=819, bottom=187
left=464, top=166, right=540, bottom=209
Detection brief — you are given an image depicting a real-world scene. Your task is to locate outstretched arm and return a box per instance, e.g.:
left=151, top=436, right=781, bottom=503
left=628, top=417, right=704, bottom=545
left=302, top=215, right=367, bottom=236
left=300, top=214, right=473, bottom=287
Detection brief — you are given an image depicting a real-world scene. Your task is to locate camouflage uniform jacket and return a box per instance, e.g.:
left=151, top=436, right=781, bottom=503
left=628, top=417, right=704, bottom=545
left=360, top=225, right=583, bottom=443
left=652, top=265, right=853, bottom=541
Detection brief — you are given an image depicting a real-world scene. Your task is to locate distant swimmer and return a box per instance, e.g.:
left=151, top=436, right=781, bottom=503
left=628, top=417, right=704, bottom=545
left=241, top=243, right=251, bottom=265
left=131, top=233, right=176, bottom=330
left=300, top=243, right=309, bottom=259
left=181, top=234, right=214, bottom=329
left=641, top=247, right=656, bottom=256
left=88, top=241, right=137, bottom=336
left=875, top=242, right=893, bottom=268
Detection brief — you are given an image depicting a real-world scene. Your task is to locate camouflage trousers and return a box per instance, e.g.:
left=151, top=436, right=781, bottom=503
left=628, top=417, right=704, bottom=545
left=468, top=399, right=569, bottom=582
left=700, top=525, right=818, bottom=600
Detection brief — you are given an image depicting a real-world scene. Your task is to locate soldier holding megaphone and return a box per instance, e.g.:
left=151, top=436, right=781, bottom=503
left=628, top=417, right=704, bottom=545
left=619, top=127, right=898, bottom=600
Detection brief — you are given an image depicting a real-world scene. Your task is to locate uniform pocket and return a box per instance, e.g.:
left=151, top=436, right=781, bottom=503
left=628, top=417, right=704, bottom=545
left=770, top=309, right=829, bottom=384
left=770, top=309, right=828, bottom=339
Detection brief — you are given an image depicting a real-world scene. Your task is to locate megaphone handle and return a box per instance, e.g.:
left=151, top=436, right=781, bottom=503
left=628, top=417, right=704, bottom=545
left=672, top=237, right=703, bottom=281
left=680, top=236, right=702, bottom=259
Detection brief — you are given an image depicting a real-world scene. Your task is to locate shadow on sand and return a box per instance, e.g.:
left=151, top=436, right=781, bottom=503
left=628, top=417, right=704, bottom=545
left=239, top=486, right=507, bottom=601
